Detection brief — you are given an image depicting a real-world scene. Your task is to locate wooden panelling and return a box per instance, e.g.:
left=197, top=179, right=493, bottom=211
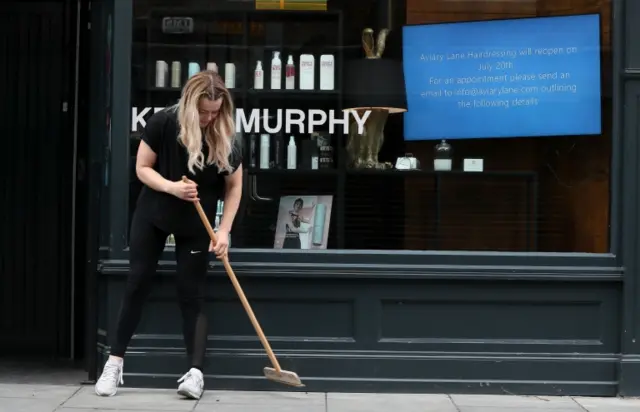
left=404, top=0, right=612, bottom=253
left=98, top=264, right=621, bottom=394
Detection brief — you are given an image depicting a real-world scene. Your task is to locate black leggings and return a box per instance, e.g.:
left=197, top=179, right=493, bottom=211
left=110, top=212, right=209, bottom=371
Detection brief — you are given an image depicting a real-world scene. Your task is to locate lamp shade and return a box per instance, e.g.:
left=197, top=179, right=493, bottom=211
left=343, top=58, right=407, bottom=113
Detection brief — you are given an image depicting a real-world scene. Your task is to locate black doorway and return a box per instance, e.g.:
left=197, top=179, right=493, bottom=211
left=0, top=0, right=84, bottom=362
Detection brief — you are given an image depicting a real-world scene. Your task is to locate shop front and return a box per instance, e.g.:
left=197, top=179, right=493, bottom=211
left=86, top=0, right=640, bottom=396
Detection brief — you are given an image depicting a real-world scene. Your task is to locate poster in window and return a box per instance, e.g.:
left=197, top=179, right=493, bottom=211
left=274, top=195, right=333, bottom=249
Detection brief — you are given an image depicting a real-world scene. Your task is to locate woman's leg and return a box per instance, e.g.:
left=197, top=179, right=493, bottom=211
left=111, top=213, right=168, bottom=357
left=173, top=234, right=209, bottom=399
left=96, top=212, right=167, bottom=396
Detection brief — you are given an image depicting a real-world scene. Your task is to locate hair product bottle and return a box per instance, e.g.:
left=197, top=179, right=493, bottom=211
left=155, top=60, right=168, bottom=87
left=285, top=55, right=295, bottom=90
left=311, top=145, right=319, bottom=170
left=287, top=136, right=297, bottom=169
left=249, top=134, right=257, bottom=168
left=312, top=203, right=326, bottom=246
left=299, top=54, right=315, bottom=90
left=271, top=51, right=282, bottom=90
left=254, top=60, right=264, bottom=90
left=206, top=62, right=218, bottom=73
left=319, top=54, right=334, bottom=90
left=188, top=62, right=200, bottom=78
left=224, top=62, right=236, bottom=88
left=260, top=134, right=270, bottom=169
left=273, top=133, right=284, bottom=169
left=171, top=61, right=181, bottom=88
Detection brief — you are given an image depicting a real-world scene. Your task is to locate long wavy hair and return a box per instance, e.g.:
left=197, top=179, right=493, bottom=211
left=171, top=70, right=236, bottom=174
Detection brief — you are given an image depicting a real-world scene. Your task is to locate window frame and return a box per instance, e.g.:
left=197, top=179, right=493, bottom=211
left=102, top=0, right=625, bottom=273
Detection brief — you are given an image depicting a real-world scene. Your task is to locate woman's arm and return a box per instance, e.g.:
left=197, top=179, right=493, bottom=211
left=219, top=164, right=243, bottom=233
left=136, top=141, right=197, bottom=200
left=136, top=141, right=173, bottom=193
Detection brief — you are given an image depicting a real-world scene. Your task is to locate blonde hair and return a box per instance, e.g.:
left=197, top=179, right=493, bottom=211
left=173, top=70, right=236, bottom=174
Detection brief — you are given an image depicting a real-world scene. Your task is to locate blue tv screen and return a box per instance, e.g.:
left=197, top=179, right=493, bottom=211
left=402, top=14, right=602, bottom=141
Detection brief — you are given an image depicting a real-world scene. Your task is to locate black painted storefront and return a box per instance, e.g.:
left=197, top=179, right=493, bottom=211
left=85, top=0, right=640, bottom=397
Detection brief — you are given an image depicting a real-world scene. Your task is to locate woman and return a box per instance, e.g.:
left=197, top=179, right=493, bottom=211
left=283, top=198, right=313, bottom=249
left=95, top=71, right=243, bottom=400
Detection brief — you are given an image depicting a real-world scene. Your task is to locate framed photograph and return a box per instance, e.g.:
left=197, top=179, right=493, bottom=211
left=274, top=195, right=333, bottom=249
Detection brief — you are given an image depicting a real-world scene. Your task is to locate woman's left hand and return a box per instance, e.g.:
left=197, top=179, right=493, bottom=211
left=210, top=230, right=229, bottom=259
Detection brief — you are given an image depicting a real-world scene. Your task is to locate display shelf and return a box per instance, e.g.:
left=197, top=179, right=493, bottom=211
left=245, top=88, right=339, bottom=99
left=247, top=168, right=338, bottom=176
left=345, top=169, right=539, bottom=177
left=135, top=42, right=247, bottom=50
left=139, top=86, right=245, bottom=96
left=131, top=8, right=345, bottom=248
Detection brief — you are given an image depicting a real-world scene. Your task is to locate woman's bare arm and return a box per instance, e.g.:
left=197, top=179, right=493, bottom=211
left=219, top=164, right=243, bottom=233
left=136, top=140, right=175, bottom=193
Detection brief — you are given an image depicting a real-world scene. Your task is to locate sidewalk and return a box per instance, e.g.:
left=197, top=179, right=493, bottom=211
left=1, top=383, right=639, bottom=412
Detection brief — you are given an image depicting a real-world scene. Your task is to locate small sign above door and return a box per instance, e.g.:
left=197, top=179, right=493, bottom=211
left=161, top=17, right=194, bottom=34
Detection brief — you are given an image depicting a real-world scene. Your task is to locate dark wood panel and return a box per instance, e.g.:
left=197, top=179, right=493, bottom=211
left=98, top=265, right=621, bottom=394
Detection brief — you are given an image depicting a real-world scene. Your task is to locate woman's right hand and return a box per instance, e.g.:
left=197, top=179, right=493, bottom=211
left=168, top=179, right=199, bottom=202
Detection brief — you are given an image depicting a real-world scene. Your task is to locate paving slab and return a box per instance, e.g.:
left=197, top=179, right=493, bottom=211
left=5, top=383, right=640, bottom=412
left=451, top=394, right=581, bottom=410
left=0, top=397, right=70, bottom=412
left=0, top=383, right=79, bottom=401
left=197, top=390, right=325, bottom=412
left=61, top=386, right=197, bottom=411
left=327, top=393, right=458, bottom=412
left=58, top=410, right=187, bottom=412
left=456, top=408, right=583, bottom=412
left=574, top=396, right=640, bottom=411
left=195, top=404, right=324, bottom=412
left=199, top=390, right=324, bottom=405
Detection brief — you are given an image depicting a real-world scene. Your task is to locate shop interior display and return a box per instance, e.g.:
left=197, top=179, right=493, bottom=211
left=129, top=9, right=538, bottom=252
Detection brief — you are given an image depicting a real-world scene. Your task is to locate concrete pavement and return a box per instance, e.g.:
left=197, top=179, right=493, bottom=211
left=1, top=383, right=640, bottom=411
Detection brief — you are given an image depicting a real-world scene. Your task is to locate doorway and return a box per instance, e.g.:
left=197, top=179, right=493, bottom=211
left=0, top=0, right=87, bottom=366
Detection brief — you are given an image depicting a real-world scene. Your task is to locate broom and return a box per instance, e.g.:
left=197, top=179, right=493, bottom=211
left=182, top=177, right=304, bottom=388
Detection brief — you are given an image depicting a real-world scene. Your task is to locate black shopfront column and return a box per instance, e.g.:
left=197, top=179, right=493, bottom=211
left=619, top=0, right=640, bottom=397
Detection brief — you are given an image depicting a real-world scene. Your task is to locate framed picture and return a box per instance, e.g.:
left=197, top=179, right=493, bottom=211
left=274, top=195, right=333, bottom=249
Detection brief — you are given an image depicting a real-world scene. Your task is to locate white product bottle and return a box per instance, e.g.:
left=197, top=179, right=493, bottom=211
left=171, top=61, right=181, bottom=88
left=254, top=60, right=264, bottom=90
left=319, top=54, right=335, bottom=90
left=155, top=60, right=168, bottom=87
left=206, top=62, right=218, bottom=73
left=287, top=136, right=297, bottom=169
left=285, top=55, right=295, bottom=90
left=260, top=134, right=270, bottom=169
left=271, top=52, right=282, bottom=90
left=225, top=62, right=236, bottom=88
left=299, top=54, right=315, bottom=90
left=188, top=62, right=201, bottom=78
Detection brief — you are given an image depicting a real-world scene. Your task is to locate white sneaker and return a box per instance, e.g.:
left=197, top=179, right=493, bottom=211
left=95, top=359, right=124, bottom=396
left=177, top=368, right=204, bottom=399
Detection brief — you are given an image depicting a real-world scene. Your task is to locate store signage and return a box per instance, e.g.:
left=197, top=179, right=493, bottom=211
left=132, top=107, right=165, bottom=132
left=132, top=107, right=371, bottom=135
left=236, top=108, right=370, bottom=134
left=161, top=17, right=194, bottom=34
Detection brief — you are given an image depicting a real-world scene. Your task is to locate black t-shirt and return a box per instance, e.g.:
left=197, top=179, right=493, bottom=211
left=135, top=108, right=242, bottom=237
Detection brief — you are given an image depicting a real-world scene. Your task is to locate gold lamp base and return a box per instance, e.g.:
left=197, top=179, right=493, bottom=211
left=346, top=109, right=394, bottom=170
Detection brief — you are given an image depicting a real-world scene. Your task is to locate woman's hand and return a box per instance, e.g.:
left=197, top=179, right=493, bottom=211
left=168, top=179, right=199, bottom=202
left=210, top=229, right=229, bottom=259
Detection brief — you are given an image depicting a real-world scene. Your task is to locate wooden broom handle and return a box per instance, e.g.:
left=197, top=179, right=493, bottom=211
left=182, top=177, right=282, bottom=372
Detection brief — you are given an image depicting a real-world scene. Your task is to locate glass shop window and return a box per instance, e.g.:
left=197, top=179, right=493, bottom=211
left=127, top=0, right=612, bottom=254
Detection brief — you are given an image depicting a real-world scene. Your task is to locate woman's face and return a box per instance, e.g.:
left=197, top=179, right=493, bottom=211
left=293, top=201, right=302, bottom=211
left=198, top=97, right=223, bottom=128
